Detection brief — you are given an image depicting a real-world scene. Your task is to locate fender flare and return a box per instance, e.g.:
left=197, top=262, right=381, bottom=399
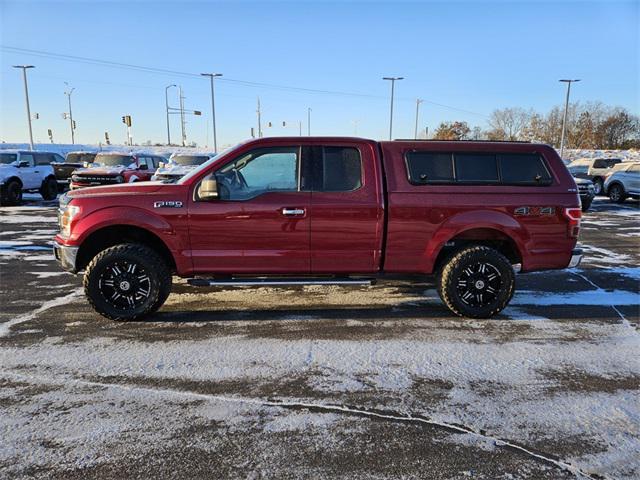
left=427, top=210, right=528, bottom=266
left=72, top=206, right=175, bottom=245
left=2, top=176, right=23, bottom=188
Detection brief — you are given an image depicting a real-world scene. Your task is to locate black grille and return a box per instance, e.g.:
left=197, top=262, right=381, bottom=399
left=72, top=175, right=118, bottom=184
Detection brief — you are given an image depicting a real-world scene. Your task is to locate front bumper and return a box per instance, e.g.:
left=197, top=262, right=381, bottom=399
left=568, top=248, right=583, bottom=268
left=53, top=241, right=79, bottom=273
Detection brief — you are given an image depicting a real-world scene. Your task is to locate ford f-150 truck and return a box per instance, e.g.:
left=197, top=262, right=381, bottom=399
left=54, top=137, right=583, bottom=321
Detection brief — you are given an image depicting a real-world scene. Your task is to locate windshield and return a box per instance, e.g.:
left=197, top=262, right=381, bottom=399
left=178, top=142, right=247, bottom=184
left=0, top=153, right=18, bottom=165
left=171, top=155, right=209, bottom=166
left=67, top=153, right=96, bottom=164
left=94, top=154, right=134, bottom=167
left=568, top=165, right=589, bottom=175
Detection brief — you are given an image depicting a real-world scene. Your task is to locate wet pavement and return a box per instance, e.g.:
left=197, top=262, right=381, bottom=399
left=1, top=196, right=638, bottom=479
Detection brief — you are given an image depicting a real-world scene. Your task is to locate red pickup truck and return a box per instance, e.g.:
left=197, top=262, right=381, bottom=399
left=54, top=137, right=583, bottom=320
left=69, top=152, right=166, bottom=190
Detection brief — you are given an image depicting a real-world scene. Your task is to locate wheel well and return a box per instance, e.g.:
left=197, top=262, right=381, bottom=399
left=76, top=225, right=176, bottom=272
left=592, top=176, right=603, bottom=183
left=433, top=228, right=522, bottom=273
left=4, top=176, right=23, bottom=188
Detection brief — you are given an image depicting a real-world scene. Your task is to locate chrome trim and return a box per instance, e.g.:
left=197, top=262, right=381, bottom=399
left=568, top=248, right=583, bottom=268
left=53, top=241, right=79, bottom=273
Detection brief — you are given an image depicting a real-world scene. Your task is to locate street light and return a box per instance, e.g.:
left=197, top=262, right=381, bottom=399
left=414, top=99, right=423, bottom=139
left=165, top=84, right=177, bottom=145
left=13, top=65, right=35, bottom=150
left=383, top=76, right=403, bottom=140
left=201, top=73, right=223, bottom=152
left=559, top=79, right=581, bottom=159
left=64, top=82, right=75, bottom=144
left=307, top=107, right=312, bottom=136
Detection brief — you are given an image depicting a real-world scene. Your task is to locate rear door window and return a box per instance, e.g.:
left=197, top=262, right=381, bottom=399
left=406, top=152, right=454, bottom=183
left=455, top=153, right=499, bottom=183
left=499, top=153, right=552, bottom=185
left=320, top=147, right=362, bottom=191
left=35, top=153, right=53, bottom=166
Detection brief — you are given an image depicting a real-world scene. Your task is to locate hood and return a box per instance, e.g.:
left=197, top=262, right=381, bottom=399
left=0, top=163, right=18, bottom=180
left=573, top=177, right=593, bottom=185
left=73, top=166, right=128, bottom=176
left=67, top=181, right=167, bottom=199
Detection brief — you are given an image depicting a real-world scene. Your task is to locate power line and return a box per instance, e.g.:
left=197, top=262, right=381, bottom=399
left=1, top=45, right=489, bottom=118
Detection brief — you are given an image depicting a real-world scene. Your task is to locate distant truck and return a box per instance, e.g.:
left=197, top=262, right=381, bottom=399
left=567, top=157, right=623, bottom=195
left=54, top=137, right=583, bottom=321
left=151, top=153, right=213, bottom=183
left=0, top=150, right=61, bottom=205
left=70, top=152, right=166, bottom=189
left=52, top=151, right=97, bottom=192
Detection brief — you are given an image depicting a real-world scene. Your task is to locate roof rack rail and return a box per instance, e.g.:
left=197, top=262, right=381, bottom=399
left=393, top=139, right=532, bottom=143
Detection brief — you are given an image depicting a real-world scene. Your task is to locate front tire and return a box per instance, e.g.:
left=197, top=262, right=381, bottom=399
left=1, top=180, right=23, bottom=206
left=593, top=178, right=604, bottom=196
left=83, top=243, right=172, bottom=321
left=608, top=184, right=627, bottom=204
left=438, top=246, right=515, bottom=318
left=40, top=176, right=58, bottom=200
left=581, top=198, right=593, bottom=212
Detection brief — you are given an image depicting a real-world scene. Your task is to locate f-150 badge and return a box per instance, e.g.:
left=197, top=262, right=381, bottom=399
left=154, top=201, right=183, bottom=208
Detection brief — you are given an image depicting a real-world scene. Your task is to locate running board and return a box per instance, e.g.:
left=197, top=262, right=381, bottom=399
left=187, top=277, right=375, bottom=287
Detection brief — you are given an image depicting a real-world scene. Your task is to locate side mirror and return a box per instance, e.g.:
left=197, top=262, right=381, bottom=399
left=18, top=160, right=30, bottom=168
left=138, top=164, right=148, bottom=170
left=199, top=178, right=218, bottom=200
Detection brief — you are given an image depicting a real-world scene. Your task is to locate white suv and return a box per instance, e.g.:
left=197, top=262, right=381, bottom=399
left=604, top=162, right=640, bottom=203
left=0, top=150, right=62, bottom=205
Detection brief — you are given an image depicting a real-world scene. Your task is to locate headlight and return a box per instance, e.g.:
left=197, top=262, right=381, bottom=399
left=59, top=204, right=81, bottom=237
left=115, top=175, right=124, bottom=183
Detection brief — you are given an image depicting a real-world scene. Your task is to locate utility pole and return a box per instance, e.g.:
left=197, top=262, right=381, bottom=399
left=64, top=82, right=75, bottom=144
left=299, top=121, right=302, bottom=136
left=414, top=99, right=423, bottom=139
left=307, top=107, right=311, bottom=136
left=13, top=65, right=35, bottom=150
left=165, top=84, right=176, bottom=145
left=351, top=120, right=360, bottom=136
left=201, top=73, right=222, bottom=152
left=383, top=76, right=403, bottom=140
left=256, top=97, right=262, bottom=138
left=179, top=86, right=186, bottom=146
left=559, top=79, right=580, bottom=159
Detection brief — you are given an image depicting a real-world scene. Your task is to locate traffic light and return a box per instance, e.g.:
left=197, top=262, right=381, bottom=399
left=122, top=115, right=132, bottom=127
left=193, top=110, right=202, bottom=116
left=72, top=120, right=77, bottom=130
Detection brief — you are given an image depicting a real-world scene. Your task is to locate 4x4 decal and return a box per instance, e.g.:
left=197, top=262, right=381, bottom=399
left=514, top=206, right=556, bottom=216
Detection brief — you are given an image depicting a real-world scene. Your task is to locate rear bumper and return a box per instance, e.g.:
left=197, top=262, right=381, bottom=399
left=53, top=241, right=79, bottom=273
left=568, top=248, right=583, bottom=268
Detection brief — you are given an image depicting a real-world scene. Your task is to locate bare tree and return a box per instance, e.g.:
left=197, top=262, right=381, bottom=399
left=488, top=108, right=532, bottom=141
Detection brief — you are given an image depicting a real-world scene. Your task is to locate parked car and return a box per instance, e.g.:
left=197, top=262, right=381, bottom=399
left=574, top=177, right=595, bottom=211
left=54, top=137, right=582, bottom=321
left=603, top=162, right=640, bottom=203
left=52, top=151, right=97, bottom=192
left=567, top=157, right=623, bottom=195
left=151, top=153, right=213, bottom=183
left=0, top=150, right=61, bottom=205
left=70, top=152, right=166, bottom=189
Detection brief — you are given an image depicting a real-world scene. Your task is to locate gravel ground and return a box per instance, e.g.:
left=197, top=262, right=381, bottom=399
left=0, top=195, right=638, bottom=480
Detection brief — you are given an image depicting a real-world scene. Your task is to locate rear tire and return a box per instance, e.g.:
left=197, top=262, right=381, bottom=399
left=1, top=180, right=23, bottom=206
left=608, top=184, right=627, bottom=204
left=83, top=243, right=172, bottom=321
left=438, top=246, right=515, bottom=319
left=40, top=176, right=58, bottom=200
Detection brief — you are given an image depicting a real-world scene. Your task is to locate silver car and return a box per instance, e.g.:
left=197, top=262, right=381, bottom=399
left=603, top=162, right=640, bottom=203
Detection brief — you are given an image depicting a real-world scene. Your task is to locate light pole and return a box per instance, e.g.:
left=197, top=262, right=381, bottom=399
left=64, top=82, right=75, bottom=144
left=414, top=99, right=423, bottom=139
left=201, top=73, right=222, bottom=152
left=307, top=107, right=311, bottom=136
left=559, top=79, right=580, bottom=159
left=165, top=84, right=176, bottom=145
left=13, top=65, right=35, bottom=150
left=383, top=76, right=403, bottom=140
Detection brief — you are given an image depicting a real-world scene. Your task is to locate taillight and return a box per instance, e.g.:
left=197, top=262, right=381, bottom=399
left=564, top=207, right=582, bottom=238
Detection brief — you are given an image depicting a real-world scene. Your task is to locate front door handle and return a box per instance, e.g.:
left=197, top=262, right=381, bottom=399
left=282, top=207, right=305, bottom=216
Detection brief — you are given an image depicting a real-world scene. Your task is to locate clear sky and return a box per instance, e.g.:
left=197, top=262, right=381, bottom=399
left=0, top=0, right=638, bottom=149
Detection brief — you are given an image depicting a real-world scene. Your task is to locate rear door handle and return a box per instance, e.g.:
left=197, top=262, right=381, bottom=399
left=282, top=207, right=305, bottom=216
